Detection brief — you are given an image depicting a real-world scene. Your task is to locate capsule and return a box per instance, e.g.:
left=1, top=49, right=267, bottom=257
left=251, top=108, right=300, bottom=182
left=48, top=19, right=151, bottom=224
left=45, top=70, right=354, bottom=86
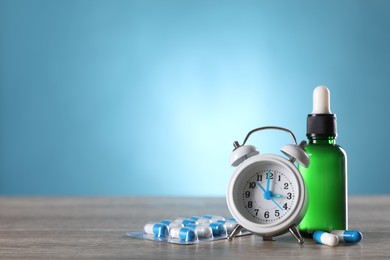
left=186, top=224, right=213, bottom=238
left=313, top=231, right=339, bottom=247
left=189, top=216, right=212, bottom=225
left=331, top=230, right=363, bottom=243
left=209, top=222, right=226, bottom=237
left=172, top=218, right=196, bottom=226
left=144, top=223, right=169, bottom=238
left=170, top=227, right=197, bottom=242
left=203, top=215, right=225, bottom=223
left=160, top=220, right=172, bottom=226
left=224, top=220, right=239, bottom=234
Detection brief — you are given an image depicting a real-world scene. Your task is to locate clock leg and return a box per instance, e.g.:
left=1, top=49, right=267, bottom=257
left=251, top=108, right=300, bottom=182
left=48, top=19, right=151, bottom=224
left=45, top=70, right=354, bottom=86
left=289, top=225, right=304, bottom=244
left=227, top=224, right=243, bottom=241
left=262, top=236, right=274, bottom=241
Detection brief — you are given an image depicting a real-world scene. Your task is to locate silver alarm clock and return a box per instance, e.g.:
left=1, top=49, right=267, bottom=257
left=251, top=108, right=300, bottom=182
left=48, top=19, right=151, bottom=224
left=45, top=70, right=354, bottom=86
left=226, top=126, right=309, bottom=244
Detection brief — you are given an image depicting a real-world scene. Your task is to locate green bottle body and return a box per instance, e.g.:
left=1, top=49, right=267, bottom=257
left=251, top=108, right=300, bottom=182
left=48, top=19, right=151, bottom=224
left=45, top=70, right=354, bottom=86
left=298, top=138, right=348, bottom=237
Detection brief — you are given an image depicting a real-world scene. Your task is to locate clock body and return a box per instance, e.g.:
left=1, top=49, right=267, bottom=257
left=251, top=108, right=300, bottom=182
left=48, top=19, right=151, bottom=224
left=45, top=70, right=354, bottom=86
left=227, top=154, right=307, bottom=238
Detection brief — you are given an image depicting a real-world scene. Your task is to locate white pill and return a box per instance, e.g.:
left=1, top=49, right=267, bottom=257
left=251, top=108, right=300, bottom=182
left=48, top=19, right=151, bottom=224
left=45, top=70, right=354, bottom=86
left=313, top=231, right=339, bottom=247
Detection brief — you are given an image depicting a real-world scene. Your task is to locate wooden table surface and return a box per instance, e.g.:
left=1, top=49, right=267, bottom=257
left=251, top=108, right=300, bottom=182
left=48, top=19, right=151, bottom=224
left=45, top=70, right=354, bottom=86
left=0, top=196, right=389, bottom=259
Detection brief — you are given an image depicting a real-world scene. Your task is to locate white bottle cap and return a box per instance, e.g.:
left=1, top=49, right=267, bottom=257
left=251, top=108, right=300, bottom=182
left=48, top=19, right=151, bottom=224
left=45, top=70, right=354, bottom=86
left=312, top=86, right=331, bottom=114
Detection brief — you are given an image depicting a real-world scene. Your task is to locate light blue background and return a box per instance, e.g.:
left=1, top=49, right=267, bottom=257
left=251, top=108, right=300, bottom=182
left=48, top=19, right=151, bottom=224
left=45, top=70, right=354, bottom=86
left=1, top=0, right=389, bottom=196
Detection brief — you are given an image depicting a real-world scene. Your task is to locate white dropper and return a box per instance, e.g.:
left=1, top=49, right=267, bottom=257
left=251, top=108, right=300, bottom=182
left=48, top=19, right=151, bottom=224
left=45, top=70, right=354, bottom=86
left=312, top=86, right=331, bottom=114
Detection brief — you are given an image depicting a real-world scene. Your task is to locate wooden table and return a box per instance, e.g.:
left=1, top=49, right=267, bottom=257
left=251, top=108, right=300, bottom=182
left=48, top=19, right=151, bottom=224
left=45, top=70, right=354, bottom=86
left=0, top=196, right=389, bottom=259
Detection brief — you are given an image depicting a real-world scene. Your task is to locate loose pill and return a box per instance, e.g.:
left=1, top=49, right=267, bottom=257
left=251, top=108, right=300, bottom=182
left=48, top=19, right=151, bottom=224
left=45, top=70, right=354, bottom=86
left=313, top=231, right=339, bottom=247
left=331, top=230, right=363, bottom=243
left=187, top=224, right=213, bottom=238
left=170, top=227, right=197, bottom=242
left=209, top=222, right=226, bottom=237
left=144, top=223, right=169, bottom=238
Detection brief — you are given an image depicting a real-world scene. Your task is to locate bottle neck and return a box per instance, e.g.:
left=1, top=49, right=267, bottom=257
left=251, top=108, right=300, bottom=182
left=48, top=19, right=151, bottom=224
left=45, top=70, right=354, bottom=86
left=308, top=136, right=336, bottom=145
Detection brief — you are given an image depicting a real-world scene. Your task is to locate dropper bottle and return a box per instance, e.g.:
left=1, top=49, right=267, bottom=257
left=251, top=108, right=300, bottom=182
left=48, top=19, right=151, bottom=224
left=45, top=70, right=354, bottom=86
left=298, top=86, right=348, bottom=237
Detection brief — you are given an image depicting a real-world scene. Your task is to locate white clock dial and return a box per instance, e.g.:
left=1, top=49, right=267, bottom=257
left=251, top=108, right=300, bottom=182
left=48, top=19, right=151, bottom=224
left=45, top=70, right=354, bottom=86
left=236, top=166, right=298, bottom=224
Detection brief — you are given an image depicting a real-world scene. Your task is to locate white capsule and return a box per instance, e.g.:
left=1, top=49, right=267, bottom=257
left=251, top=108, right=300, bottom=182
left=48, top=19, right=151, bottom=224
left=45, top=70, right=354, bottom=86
left=313, top=231, right=339, bottom=247
left=144, top=223, right=169, bottom=238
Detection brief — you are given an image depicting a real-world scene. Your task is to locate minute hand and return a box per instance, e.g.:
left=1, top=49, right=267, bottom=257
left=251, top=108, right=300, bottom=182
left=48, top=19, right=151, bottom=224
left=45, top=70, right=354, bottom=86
left=266, top=169, right=271, bottom=192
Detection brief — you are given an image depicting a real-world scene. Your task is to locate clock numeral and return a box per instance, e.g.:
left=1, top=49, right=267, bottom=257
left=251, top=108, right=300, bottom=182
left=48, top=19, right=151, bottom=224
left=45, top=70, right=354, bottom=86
left=249, top=182, right=256, bottom=189
left=254, top=209, right=259, bottom=216
left=266, top=172, right=274, bottom=179
left=248, top=201, right=253, bottom=208
left=284, top=183, right=289, bottom=189
left=245, top=191, right=251, bottom=198
left=283, top=203, right=288, bottom=210
left=264, top=211, right=269, bottom=219
left=257, top=175, right=262, bottom=182
left=278, top=175, right=281, bottom=181
left=287, top=192, right=292, bottom=199
left=275, top=210, right=280, bottom=217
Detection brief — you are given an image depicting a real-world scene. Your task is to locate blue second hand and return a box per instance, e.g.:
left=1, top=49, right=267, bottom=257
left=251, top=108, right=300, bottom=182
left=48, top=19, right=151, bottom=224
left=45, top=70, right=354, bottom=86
left=271, top=198, right=284, bottom=211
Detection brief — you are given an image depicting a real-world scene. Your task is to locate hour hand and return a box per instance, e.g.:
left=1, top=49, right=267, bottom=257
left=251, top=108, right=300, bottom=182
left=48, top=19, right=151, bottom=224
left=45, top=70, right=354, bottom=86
left=272, top=193, right=284, bottom=198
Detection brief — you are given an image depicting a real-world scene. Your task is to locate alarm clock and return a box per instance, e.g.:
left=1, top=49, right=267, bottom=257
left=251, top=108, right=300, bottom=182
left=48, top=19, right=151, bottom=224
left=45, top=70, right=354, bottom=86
left=226, top=126, right=309, bottom=244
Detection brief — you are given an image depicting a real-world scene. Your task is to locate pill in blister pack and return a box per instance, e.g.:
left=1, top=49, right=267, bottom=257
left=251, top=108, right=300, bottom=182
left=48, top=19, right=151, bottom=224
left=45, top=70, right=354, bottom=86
left=144, top=223, right=169, bottom=238
left=127, top=215, right=251, bottom=244
left=186, top=224, right=213, bottom=238
left=170, top=227, right=197, bottom=241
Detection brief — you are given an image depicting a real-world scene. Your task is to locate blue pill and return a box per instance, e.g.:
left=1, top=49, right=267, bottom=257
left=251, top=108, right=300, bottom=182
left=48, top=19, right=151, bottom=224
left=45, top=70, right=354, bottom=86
left=182, top=219, right=196, bottom=226
left=209, top=223, right=226, bottom=237
left=202, top=215, right=225, bottom=223
left=170, top=227, right=196, bottom=241
left=144, top=223, right=169, bottom=238
left=331, top=230, right=363, bottom=243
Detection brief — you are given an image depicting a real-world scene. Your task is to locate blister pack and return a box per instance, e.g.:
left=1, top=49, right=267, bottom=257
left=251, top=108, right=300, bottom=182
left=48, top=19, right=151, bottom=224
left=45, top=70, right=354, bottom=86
left=127, top=215, right=251, bottom=244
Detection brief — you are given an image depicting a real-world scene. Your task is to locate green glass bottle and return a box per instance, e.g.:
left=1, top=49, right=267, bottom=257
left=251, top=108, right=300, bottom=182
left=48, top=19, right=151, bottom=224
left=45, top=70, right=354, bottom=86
left=298, top=86, right=348, bottom=237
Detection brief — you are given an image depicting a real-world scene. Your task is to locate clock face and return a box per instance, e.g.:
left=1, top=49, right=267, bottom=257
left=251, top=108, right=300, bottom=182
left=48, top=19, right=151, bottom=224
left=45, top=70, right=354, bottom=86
left=231, top=157, right=301, bottom=226
left=235, top=166, right=297, bottom=224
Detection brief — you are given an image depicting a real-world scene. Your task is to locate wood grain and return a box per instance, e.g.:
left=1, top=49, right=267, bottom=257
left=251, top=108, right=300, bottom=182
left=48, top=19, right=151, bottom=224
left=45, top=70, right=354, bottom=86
left=0, top=196, right=389, bottom=259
